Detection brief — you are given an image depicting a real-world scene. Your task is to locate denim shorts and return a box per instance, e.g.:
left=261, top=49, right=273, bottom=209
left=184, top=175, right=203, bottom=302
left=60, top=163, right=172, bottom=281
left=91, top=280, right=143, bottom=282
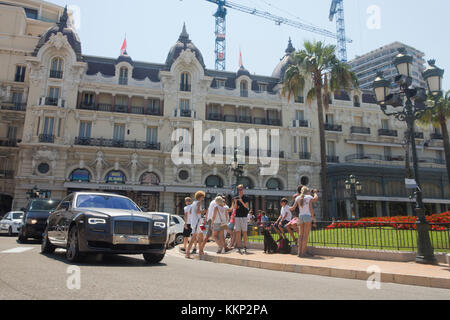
left=298, top=215, right=313, bottom=224
left=227, top=222, right=235, bottom=231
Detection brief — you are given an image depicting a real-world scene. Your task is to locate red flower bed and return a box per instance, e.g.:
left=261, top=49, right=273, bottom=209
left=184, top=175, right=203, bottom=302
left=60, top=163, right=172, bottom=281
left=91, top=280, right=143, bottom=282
left=326, top=212, right=450, bottom=231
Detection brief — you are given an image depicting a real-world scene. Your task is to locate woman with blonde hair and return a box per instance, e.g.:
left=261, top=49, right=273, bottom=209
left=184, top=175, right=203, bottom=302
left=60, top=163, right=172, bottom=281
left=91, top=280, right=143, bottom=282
left=211, top=196, right=231, bottom=254
left=185, top=191, right=207, bottom=259
left=290, top=186, right=319, bottom=257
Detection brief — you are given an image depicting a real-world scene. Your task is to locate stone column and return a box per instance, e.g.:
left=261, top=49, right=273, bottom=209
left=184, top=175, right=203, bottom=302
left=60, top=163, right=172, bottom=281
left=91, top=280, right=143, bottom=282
left=376, top=201, right=382, bottom=217
left=77, top=91, right=82, bottom=109
left=407, top=202, right=414, bottom=216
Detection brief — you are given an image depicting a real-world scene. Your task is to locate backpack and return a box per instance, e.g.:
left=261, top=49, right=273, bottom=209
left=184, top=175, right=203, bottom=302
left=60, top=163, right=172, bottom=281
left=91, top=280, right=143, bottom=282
left=277, top=238, right=291, bottom=254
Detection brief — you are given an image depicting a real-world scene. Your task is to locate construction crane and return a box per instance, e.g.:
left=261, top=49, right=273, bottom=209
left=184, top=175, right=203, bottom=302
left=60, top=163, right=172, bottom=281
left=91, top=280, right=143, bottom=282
left=205, top=0, right=352, bottom=71
left=329, top=0, right=348, bottom=62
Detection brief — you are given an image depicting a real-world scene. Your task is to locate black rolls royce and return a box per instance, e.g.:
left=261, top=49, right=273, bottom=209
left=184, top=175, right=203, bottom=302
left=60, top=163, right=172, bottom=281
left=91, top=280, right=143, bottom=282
left=41, top=192, right=168, bottom=264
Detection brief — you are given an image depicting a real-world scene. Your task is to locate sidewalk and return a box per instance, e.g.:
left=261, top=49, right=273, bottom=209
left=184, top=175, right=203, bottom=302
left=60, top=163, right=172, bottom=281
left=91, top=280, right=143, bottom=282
left=177, top=243, right=450, bottom=289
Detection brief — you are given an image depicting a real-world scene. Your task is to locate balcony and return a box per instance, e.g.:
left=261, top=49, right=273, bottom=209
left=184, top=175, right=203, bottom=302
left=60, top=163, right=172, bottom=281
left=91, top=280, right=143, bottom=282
left=299, top=152, right=311, bottom=160
left=208, top=113, right=222, bottom=121
left=324, top=123, right=343, bottom=132
left=418, top=157, right=445, bottom=165
left=240, top=90, right=248, bottom=98
left=49, top=70, right=63, bottom=79
left=114, top=104, right=128, bottom=113
left=414, top=132, right=424, bottom=139
left=431, top=133, right=443, bottom=140
left=253, top=117, right=266, bottom=125
left=345, top=154, right=405, bottom=162
left=0, top=140, right=19, bottom=147
left=351, top=126, right=371, bottom=135
left=224, top=115, right=237, bottom=123
left=326, top=155, right=340, bottom=163
left=74, top=137, right=161, bottom=151
left=292, top=120, right=309, bottom=128
left=0, top=102, right=26, bottom=111
left=267, top=118, right=281, bottom=126
left=180, top=84, right=191, bottom=92
left=119, top=77, right=128, bottom=85
left=378, top=129, right=398, bottom=137
left=39, top=134, right=55, bottom=143
left=353, top=102, right=361, bottom=107
left=0, top=170, right=14, bottom=179
left=40, top=97, right=65, bottom=107
left=239, top=115, right=252, bottom=124
left=295, top=96, right=304, bottom=104
left=174, top=109, right=192, bottom=118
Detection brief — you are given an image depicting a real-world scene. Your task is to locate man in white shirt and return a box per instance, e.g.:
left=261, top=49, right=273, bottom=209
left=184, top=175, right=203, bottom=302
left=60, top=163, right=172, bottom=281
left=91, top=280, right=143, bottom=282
left=274, top=198, right=291, bottom=238
left=181, top=197, right=197, bottom=253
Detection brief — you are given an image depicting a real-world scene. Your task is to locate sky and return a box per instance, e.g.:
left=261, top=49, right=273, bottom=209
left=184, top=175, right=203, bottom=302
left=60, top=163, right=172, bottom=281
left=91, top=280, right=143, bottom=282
left=51, top=0, right=450, bottom=89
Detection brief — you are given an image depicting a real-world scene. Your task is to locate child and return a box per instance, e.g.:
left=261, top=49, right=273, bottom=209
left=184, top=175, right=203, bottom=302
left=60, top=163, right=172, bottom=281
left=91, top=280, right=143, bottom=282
left=181, top=197, right=192, bottom=253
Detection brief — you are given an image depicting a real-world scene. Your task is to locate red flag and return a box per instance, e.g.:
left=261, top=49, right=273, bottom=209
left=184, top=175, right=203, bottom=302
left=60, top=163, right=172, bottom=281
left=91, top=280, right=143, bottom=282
left=120, top=38, right=127, bottom=56
left=239, top=50, right=243, bottom=67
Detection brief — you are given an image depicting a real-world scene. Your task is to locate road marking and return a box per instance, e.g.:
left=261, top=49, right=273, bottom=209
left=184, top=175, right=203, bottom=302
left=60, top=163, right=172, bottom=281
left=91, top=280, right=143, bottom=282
left=1, top=247, right=34, bottom=254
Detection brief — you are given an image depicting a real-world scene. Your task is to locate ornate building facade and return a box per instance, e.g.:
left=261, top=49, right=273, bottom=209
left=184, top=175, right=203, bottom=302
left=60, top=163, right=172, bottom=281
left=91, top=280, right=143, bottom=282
left=1, top=0, right=448, bottom=218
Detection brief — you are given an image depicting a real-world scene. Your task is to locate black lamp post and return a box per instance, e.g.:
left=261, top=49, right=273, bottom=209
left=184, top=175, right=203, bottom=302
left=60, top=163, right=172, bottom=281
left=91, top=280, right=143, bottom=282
left=345, top=175, right=362, bottom=220
left=231, top=148, right=244, bottom=197
left=372, top=48, right=444, bottom=265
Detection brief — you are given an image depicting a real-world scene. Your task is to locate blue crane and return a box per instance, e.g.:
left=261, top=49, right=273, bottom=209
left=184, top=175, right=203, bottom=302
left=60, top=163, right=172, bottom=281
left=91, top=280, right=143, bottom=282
left=329, top=0, right=348, bottom=62
left=205, top=0, right=352, bottom=70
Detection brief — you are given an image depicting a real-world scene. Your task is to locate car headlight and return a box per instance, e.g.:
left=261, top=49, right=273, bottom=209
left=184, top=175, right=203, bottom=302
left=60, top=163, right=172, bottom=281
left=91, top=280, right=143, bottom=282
left=88, top=218, right=107, bottom=225
left=154, top=221, right=166, bottom=228
left=26, top=219, right=38, bottom=225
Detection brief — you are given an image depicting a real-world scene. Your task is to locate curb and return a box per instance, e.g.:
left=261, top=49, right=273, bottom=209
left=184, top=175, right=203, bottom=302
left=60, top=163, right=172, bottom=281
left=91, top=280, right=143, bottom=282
left=191, top=252, right=450, bottom=290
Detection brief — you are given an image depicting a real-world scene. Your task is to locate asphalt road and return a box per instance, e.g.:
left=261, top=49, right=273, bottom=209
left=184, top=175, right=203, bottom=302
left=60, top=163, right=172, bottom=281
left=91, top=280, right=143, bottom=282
left=0, top=235, right=448, bottom=300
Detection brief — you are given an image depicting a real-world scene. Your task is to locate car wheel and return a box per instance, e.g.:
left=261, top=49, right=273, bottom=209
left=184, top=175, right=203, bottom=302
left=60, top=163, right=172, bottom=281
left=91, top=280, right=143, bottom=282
left=41, top=228, right=56, bottom=254
left=18, top=229, right=27, bottom=243
left=66, top=226, right=82, bottom=263
left=175, top=234, right=185, bottom=246
left=143, top=253, right=165, bottom=264
left=8, top=227, right=13, bottom=237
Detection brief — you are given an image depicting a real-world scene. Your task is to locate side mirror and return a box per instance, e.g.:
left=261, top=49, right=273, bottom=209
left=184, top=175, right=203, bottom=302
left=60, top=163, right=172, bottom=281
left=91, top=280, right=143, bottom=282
left=170, top=222, right=176, bottom=227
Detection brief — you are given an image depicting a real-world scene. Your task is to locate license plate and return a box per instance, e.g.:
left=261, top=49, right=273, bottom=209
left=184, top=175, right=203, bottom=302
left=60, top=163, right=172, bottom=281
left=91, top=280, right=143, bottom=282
left=124, top=236, right=140, bottom=243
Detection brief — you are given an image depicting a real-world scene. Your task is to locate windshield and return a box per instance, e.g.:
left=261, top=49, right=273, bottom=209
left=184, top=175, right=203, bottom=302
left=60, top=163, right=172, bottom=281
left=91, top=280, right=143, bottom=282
left=76, top=195, right=141, bottom=211
left=12, top=213, right=23, bottom=219
left=29, top=200, right=59, bottom=212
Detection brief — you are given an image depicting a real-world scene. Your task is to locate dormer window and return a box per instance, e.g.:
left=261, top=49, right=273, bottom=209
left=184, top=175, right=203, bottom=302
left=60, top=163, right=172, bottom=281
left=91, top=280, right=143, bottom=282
left=119, top=67, right=128, bottom=85
left=50, top=57, right=63, bottom=79
left=240, top=81, right=248, bottom=97
left=258, top=83, right=267, bottom=93
left=180, top=72, right=191, bottom=92
left=353, top=95, right=360, bottom=107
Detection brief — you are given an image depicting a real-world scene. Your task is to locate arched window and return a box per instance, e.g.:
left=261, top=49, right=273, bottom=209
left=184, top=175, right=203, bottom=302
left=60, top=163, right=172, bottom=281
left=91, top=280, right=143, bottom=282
left=266, top=178, right=283, bottom=190
left=180, top=72, right=191, bottom=92
left=50, top=57, right=63, bottom=79
left=205, top=175, right=224, bottom=188
left=140, top=172, right=160, bottom=186
left=105, top=170, right=126, bottom=184
left=69, top=169, right=91, bottom=182
left=119, top=67, right=128, bottom=85
left=237, top=176, right=254, bottom=189
left=240, top=81, right=248, bottom=97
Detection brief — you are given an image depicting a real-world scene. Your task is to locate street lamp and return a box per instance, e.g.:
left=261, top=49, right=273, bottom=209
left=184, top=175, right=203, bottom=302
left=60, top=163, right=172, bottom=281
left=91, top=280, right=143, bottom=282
left=372, top=49, right=444, bottom=264
left=345, top=175, right=362, bottom=220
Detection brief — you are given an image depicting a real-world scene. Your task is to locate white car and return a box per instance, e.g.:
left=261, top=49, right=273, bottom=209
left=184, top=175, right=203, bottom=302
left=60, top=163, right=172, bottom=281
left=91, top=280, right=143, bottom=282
left=0, top=211, right=24, bottom=236
left=147, top=213, right=185, bottom=247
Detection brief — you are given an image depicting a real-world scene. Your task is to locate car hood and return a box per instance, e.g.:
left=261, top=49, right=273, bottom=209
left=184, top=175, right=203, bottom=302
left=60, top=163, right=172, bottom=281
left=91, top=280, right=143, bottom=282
left=26, top=211, right=52, bottom=219
left=79, top=208, right=154, bottom=220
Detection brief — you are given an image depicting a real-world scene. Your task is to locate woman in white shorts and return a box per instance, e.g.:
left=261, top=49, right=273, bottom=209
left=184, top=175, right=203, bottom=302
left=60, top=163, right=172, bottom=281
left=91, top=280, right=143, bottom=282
left=186, top=191, right=207, bottom=259
left=211, top=196, right=231, bottom=254
left=290, top=186, right=319, bottom=257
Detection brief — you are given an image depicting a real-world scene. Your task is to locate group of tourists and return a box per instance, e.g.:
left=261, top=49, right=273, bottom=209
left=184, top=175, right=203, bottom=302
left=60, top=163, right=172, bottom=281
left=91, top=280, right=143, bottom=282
left=180, top=183, right=319, bottom=259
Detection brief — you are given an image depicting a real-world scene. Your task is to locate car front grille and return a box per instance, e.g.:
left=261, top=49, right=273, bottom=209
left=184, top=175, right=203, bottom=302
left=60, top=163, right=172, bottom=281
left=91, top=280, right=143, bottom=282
left=114, top=221, right=149, bottom=236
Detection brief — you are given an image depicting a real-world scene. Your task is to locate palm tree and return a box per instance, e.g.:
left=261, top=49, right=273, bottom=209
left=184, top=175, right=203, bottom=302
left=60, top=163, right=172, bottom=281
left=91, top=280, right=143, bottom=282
left=418, top=90, right=450, bottom=186
left=282, top=40, right=358, bottom=221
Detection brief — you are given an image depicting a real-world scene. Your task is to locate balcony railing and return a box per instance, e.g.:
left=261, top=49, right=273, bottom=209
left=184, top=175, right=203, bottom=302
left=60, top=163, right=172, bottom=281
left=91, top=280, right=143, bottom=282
left=178, top=109, right=192, bottom=118
left=346, top=154, right=406, bottom=162
left=293, top=120, right=309, bottom=128
left=414, top=132, right=424, bottom=139
left=378, top=129, right=398, bottom=137
left=418, top=157, right=445, bottom=165
left=98, top=104, right=113, bottom=112
left=119, top=77, right=128, bottom=85
left=299, top=152, right=311, bottom=160
left=0, top=140, right=19, bottom=147
left=79, top=104, right=162, bottom=116
left=351, top=126, right=371, bottom=135
left=49, top=70, right=63, bottom=79
left=114, top=104, right=128, bottom=113
left=295, top=96, right=304, bottom=103
left=267, top=118, right=281, bottom=126
left=326, top=155, right=340, bottom=163
left=74, top=137, right=161, bottom=151
left=240, top=90, right=248, bottom=97
left=39, top=134, right=55, bottom=143
left=180, top=84, right=191, bottom=92
left=431, top=133, right=443, bottom=140
left=353, top=102, right=361, bottom=107
left=324, top=123, right=343, bottom=132
left=0, top=102, right=27, bottom=111
left=208, top=113, right=222, bottom=121
left=239, top=116, right=252, bottom=124
left=224, top=115, right=237, bottom=122
left=253, top=117, right=266, bottom=125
